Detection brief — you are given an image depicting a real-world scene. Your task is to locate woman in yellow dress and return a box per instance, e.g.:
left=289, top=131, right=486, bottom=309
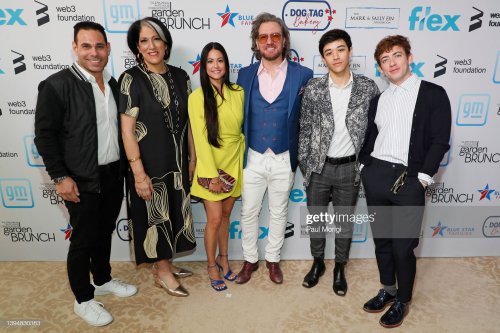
left=188, top=42, right=244, bottom=291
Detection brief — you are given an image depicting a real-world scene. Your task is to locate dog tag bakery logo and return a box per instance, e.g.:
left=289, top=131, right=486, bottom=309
left=2, top=221, right=55, bottom=242
left=425, top=182, right=474, bottom=204
left=282, top=0, right=336, bottom=33
left=483, top=216, right=500, bottom=238
left=150, top=1, right=210, bottom=30
left=459, top=140, right=500, bottom=164
left=345, top=7, right=399, bottom=29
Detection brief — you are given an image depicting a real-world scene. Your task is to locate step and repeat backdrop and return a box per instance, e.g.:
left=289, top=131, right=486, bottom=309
left=0, top=0, right=499, bottom=261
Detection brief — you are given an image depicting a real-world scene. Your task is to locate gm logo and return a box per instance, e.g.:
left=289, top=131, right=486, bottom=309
left=229, top=220, right=269, bottom=239
left=0, top=8, right=26, bottom=26
left=0, top=179, right=34, bottom=208
left=375, top=62, right=424, bottom=77
left=456, top=94, right=490, bottom=126
left=409, top=7, right=460, bottom=31
left=35, top=0, right=50, bottom=26
left=434, top=54, right=447, bottom=78
left=103, top=0, right=140, bottom=33
left=24, top=135, right=44, bottom=167
left=11, top=50, right=26, bottom=74
left=352, top=221, right=368, bottom=243
left=493, top=51, right=500, bottom=84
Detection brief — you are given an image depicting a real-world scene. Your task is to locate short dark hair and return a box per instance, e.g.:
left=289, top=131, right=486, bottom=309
left=73, top=21, right=107, bottom=43
left=374, top=35, right=412, bottom=66
left=126, top=17, right=173, bottom=61
left=250, top=12, right=290, bottom=61
left=318, top=29, right=352, bottom=56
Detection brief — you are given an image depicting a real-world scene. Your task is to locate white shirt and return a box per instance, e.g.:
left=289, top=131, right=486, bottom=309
left=74, top=62, right=120, bottom=165
left=326, top=72, right=355, bottom=158
left=370, top=74, right=433, bottom=184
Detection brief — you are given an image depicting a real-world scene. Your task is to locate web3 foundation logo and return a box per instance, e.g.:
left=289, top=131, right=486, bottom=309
left=0, top=179, right=34, bottom=208
left=11, top=50, right=26, bottom=75
left=103, top=0, right=139, bottom=33
left=456, top=94, right=490, bottom=126
left=282, top=0, right=336, bottom=32
left=408, top=6, right=460, bottom=31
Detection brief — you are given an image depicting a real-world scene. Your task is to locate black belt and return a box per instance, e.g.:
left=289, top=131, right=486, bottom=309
left=325, top=155, right=356, bottom=165
left=99, top=160, right=120, bottom=174
left=371, top=157, right=406, bottom=170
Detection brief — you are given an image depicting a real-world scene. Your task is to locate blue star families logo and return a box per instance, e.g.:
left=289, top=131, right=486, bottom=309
left=477, top=184, right=495, bottom=201
left=431, top=221, right=447, bottom=237
left=0, top=179, right=34, bottom=208
left=188, top=54, right=201, bottom=75
left=456, top=94, right=490, bottom=126
left=60, top=224, right=72, bottom=240
left=217, top=5, right=237, bottom=27
left=282, top=0, right=336, bottom=32
left=216, top=4, right=253, bottom=28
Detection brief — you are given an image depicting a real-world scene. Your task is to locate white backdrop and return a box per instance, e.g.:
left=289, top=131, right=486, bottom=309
left=0, top=0, right=499, bottom=261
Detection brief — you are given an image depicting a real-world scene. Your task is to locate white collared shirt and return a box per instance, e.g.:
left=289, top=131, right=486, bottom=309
left=74, top=62, right=120, bottom=165
left=257, top=59, right=288, bottom=103
left=326, top=72, right=355, bottom=158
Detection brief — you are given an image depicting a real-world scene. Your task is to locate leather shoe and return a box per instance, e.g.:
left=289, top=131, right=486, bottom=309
left=265, top=260, right=283, bottom=284
left=379, top=300, right=409, bottom=328
left=332, top=262, right=347, bottom=296
left=235, top=261, right=258, bottom=284
left=302, top=257, right=325, bottom=288
left=363, top=289, right=396, bottom=313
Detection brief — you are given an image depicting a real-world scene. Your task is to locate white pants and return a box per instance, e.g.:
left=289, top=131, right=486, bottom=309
left=240, top=148, right=295, bottom=263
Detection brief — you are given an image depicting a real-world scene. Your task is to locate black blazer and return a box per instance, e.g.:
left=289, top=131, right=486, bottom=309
left=359, top=80, right=451, bottom=177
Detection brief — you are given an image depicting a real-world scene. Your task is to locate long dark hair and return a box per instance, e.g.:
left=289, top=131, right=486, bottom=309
left=199, top=42, right=240, bottom=148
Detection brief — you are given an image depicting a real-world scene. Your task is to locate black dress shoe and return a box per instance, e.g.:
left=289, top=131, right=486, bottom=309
left=379, top=300, right=409, bottom=328
left=332, top=262, right=347, bottom=296
left=363, top=289, right=396, bottom=313
left=302, top=258, right=325, bottom=288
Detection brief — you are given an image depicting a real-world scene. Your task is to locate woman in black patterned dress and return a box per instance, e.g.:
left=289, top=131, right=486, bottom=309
left=119, top=17, right=196, bottom=297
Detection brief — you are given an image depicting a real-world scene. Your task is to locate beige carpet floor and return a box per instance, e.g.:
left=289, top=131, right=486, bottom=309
left=0, top=258, right=499, bottom=333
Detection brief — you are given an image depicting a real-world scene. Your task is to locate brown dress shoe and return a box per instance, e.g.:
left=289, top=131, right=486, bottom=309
left=266, top=260, right=283, bottom=284
left=235, top=261, right=258, bottom=284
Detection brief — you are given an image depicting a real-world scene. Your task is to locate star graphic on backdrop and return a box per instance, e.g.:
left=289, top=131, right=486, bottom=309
left=430, top=221, right=447, bottom=237
left=60, top=223, right=72, bottom=240
left=478, top=184, right=495, bottom=201
left=217, top=5, right=238, bottom=27
left=188, top=54, right=201, bottom=74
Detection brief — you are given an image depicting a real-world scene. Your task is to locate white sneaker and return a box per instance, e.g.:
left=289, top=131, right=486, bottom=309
left=74, top=299, right=113, bottom=327
left=92, top=278, right=138, bottom=297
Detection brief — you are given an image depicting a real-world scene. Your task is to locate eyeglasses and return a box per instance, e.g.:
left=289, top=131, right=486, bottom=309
left=257, top=33, right=282, bottom=44
left=390, top=170, right=407, bottom=194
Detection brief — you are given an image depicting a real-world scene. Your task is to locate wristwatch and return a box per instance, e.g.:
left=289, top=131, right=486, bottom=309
left=53, top=176, right=67, bottom=185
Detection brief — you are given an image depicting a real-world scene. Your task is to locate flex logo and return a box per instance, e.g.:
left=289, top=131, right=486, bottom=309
left=229, top=220, right=268, bottom=239
left=434, top=55, right=447, bottom=78
left=35, top=0, right=50, bottom=26
left=0, top=8, right=26, bottom=26
left=375, top=62, right=424, bottom=77
left=11, top=50, right=26, bottom=74
left=409, top=7, right=460, bottom=31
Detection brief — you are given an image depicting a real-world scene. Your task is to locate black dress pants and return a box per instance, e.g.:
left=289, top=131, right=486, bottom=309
left=65, top=161, right=123, bottom=303
left=361, top=158, right=425, bottom=303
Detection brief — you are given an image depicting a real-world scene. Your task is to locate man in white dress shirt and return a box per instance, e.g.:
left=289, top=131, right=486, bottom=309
left=359, top=35, right=451, bottom=328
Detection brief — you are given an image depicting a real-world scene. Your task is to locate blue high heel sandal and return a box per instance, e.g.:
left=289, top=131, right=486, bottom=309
left=208, top=264, right=227, bottom=292
left=215, top=254, right=238, bottom=281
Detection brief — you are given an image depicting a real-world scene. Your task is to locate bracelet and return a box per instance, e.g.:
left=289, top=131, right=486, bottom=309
left=135, top=175, right=148, bottom=183
left=53, top=176, right=67, bottom=185
left=128, top=156, right=141, bottom=163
